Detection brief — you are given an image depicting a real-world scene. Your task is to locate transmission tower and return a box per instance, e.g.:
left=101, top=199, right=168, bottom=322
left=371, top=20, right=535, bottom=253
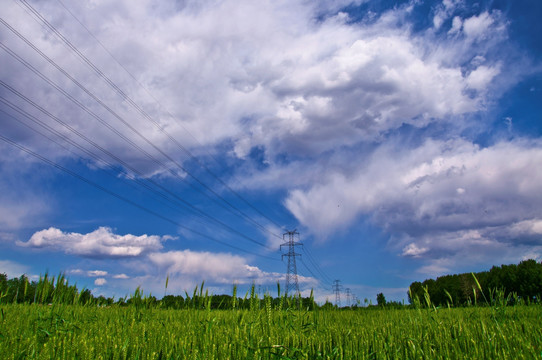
left=345, top=287, right=352, bottom=307
left=332, top=280, right=342, bottom=307
left=280, top=230, right=303, bottom=296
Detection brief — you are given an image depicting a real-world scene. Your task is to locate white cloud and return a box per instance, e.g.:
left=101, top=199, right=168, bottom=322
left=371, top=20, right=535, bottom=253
left=483, top=219, right=542, bottom=242
left=402, top=243, right=428, bottom=257
left=0, top=0, right=511, bottom=176
left=18, top=227, right=165, bottom=257
left=448, top=16, right=462, bottom=34
left=147, top=250, right=289, bottom=285
left=433, top=14, right=445, bottom=30
left=0, top=0, right=532, bottom=289
left=467, top=65, right=501, bottom=91
left=413, top=234, right=542, bottom=278
left=113, top=273, right=130, bottom=279
left=284, top=139, right=542, bottom=260
left=88, top=270, right=108, bottom=277
left=433, top=0, right=462, bottom=30
left=94, top=278, right=107, bottom=286
left=463, top=11, right=496, bottom=40
left=69, top=269, right=131, bottom=280
left=89, top=248, right=318, bottom=297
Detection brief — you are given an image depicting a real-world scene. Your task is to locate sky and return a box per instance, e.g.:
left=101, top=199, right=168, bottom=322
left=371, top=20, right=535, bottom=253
left=0, top=0, right=541, bottom=304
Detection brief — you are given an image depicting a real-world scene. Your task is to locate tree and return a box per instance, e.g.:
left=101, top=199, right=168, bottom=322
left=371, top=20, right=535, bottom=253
left=407, top=259, right=542, bottom=307
left=376, top=292, right=386, bottom=306
left=0, top=273, right=7, bottom=293
left=517, top=259, right=542, bottom=302
left=79, top=289, right=93, bottom=305
left=408, top=281, right=424, bottom=305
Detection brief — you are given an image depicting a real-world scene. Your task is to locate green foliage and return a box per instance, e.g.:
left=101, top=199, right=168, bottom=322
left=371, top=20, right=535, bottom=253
left=0, top=271, right=541, bottom=358
left=408, top=259, right=542, bottom=307
left=0, top=273, right=115, bottom=307
left=0, top=300, right=540, bottom=358
left=376, top=292, right=386, bottom=306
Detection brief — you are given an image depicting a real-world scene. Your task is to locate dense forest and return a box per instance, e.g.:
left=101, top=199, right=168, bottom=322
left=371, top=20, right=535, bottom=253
left=408, top=259, right=542, bottom=306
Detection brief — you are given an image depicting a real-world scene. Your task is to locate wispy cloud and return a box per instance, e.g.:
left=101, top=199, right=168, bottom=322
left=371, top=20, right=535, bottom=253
left=0, top=259, right=30, bottom=277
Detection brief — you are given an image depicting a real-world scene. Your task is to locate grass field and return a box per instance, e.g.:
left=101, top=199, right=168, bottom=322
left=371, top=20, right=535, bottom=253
left=1, top=299, right=541, bottom=359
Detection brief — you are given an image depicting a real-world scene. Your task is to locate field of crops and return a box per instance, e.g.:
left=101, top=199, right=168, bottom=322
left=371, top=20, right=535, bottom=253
left=1, top=300, right=541, bottom=359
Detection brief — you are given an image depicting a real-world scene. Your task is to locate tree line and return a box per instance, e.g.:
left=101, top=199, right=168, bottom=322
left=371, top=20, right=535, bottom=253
left=2, top=259, right=541, bottom=309
left=0, top=271, right=395, bottom=310
left=0, top=272, right=320, bottom=310
left=408, top=259, right=542, bottom=307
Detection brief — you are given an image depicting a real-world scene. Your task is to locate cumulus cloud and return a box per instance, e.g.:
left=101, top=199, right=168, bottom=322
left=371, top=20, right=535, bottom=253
left=14, top=227, right=316, bottom=293
left=94, top=278, right=107, bottom=286
left=411, top=232, right=542, bottom=278
left=147, top=250, right=290, bottom=285
left=18, top=227, right=166, bottom=258
left=87, top=249, right=318, bottom=296
left=0, top=0, right=533, bottom=289
left=285, top=138, right=542, bottom=261
left=467, top=65, right=501, bottom=91
left=0, top=0, right=512, bottom=175
left=88, top=270, right=108, bottom=277
left=402, top=243, right=428, bottom=258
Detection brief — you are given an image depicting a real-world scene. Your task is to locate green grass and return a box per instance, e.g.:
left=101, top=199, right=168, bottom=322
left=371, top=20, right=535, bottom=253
left=1, top=301, right=541, bottom=359
left=1, top=276, right=541, bottom=359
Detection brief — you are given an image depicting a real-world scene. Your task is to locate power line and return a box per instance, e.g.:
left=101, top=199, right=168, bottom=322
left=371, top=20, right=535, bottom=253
left=0, top=26, right=274, bottom=247
left=0, top=95, right=271, bottom=248
left=11, top=1, right=284, bottom=238
left=299, top=258, right=320, bottom=283
left=0, top=107, right=185, bottom=216
left=0, top=1, right=350, bottom=293
left=0, top=132, right=279, bottom=261
left=302, top=245, right=333, bottom=285
left=1, top=16, right=272, bottom=240
left=55, top=0, right=284, bottom=233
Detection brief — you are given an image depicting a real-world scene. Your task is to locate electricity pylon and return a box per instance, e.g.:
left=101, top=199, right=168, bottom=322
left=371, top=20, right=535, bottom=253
left=345, top=287, right=352, bottom=307
left=280, top=230, right=303, bottom=296
left=332, top=279, right=342, bottom=307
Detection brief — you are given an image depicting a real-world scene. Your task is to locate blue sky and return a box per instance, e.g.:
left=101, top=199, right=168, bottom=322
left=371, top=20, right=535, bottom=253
left=1, top=0, right=541, bottom=304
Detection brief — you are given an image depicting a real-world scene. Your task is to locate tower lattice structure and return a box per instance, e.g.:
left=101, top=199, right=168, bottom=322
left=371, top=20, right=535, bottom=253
left=345, top=287, right=352, bottom=307
left=332, top=279, right=342, bottom=307
left=280, top=230, right=303, bottom=296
